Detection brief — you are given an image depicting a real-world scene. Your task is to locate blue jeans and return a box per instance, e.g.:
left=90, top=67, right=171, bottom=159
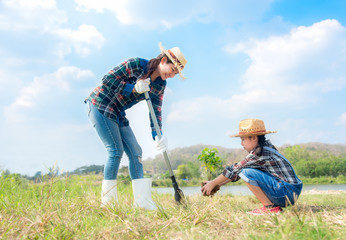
left=239, top=168, right=303, bottom=207
left=87, top=101, right=143, bottom=180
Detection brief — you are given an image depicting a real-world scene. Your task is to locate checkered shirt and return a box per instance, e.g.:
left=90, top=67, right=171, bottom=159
left=223, top=140, right=301, bottom=184
left=86, top=57, right=166, bottom=138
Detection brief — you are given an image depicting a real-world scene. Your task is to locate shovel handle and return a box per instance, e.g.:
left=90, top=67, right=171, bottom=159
left=144, top=92, right=174, bottom=177
left=144, top=91, right=185, bottom=203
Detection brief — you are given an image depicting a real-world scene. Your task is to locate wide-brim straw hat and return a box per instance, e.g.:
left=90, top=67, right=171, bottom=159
left=229, top=118, right=277, bottom=138
left=159, top=42, right=187, bottom=80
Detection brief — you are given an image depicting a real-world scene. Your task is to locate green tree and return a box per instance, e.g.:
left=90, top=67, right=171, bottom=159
left=187, top=162, right=201, bottom=179
left=283, top=145, right=310, bottom=165
left=176, top=164, right=193, bottom=179
left=198, top=148, right=222, bottom=181
left=162, top=170, right=170, bottom=179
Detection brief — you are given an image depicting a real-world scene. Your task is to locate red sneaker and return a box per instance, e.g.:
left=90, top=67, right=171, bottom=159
left=247, top=206, right=282, bottom=215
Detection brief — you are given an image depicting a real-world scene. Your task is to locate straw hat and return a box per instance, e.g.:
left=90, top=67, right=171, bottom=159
left=159, top=42, right=187, bottom=80
left=229, top=118, right=277, bottom=138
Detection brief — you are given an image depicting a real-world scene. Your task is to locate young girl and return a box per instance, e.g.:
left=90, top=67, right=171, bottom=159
left=86, top=43, right=187, bottom=210
left=201, top=118, right=303, bottom=215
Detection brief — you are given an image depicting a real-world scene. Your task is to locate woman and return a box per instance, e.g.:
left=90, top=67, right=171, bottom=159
left=86, top=43, right=187, bottom=209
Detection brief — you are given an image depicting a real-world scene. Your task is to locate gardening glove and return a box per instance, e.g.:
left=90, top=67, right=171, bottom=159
left=201, top=181, right=220, bottom=196
left=155, top=135, right=168, bottom=153
left=134, top=78, right=150, bottom=94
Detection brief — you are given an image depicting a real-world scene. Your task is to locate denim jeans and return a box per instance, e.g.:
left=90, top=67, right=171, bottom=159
left=239, top=168, right=303, bottom=207
left=87, top=101, right=143, bottom=180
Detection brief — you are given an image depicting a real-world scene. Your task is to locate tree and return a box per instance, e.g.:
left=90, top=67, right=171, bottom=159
left=176, top=164, right=192, bottom=180
left=186, top=162, right=201, bottom=179
left=283, top=145, right=310, bottom=165
left=198, top=148, right=222, bottom=181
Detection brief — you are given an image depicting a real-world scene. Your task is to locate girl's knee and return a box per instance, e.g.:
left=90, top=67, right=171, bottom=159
left=239, top=168, right=261, bottom=181
left=240, top=168, right=256, bottom=176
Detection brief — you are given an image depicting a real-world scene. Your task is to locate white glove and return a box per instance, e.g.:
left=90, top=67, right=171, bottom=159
left=134, top=78, right=150, bottom=94
left=155, top=135, right=168, bottom=153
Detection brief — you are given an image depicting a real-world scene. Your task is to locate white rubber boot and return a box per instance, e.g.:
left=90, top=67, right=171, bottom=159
left=132, top=178, right=157, bottom=210
left=101, top=180, right=118, bottom=206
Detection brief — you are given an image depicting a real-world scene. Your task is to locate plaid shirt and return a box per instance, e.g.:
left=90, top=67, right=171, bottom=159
left=86, top=57, right=166, bottom=138
left=223, top=140, right=301, bottom=184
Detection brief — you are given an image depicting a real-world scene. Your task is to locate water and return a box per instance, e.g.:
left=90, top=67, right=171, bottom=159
left=153, top=184, right=346, bottom=196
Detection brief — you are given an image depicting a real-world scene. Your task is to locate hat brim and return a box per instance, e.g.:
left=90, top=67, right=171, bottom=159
left=229, top=130, right=277, bottom=138
left=159, top=42, right=186, bottom=80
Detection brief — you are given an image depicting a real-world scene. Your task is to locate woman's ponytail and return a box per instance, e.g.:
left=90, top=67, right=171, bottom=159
left=141, top=53, right=173, bottom=79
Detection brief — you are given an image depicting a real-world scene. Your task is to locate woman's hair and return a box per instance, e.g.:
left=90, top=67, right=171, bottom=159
left=141, top=53, right=173, bottom=79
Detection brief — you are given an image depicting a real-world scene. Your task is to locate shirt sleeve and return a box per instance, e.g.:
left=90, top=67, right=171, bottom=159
left=102, top=58, right=143, bottom=94
left=122, top=58, right=147, bottom=97
left=123, top=83, right=135, bottom=97
left=222, top=152, right=260, bottom=182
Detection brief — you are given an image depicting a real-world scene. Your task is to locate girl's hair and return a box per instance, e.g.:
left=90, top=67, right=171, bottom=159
left=141, top=53, right=173, bottom=79
left=257, top=135, right=266, bottom=156
left=258, top=135, right=266, bottom=147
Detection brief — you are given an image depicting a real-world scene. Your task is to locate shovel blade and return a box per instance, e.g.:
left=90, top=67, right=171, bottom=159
left=171, top=175, right=185, bottom=204
left=174, top=187, right=185, bottom=203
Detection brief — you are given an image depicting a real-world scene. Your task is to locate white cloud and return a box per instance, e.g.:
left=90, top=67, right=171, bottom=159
left=0, top=69, right=24, bottom=96
left=336, top=113, right=346, bottom=126
left=1, top=97, right=163, bottom=175
left=167, top=96, right=240, bottom=123
left=74, top=0, right=191, bottom=29
left=0, top=0, right=66, bottom=32
left=168, top=19, right=346, bottom=123
left=54, top=24, right=105, bottom=56
left=126, top=101, right=161, bottom=157
left=0, top=122, right=103, bottom=176
left=277, top=118, right=333, bottom=144
left=74, top=0, right=274, bottom=29
left=4, top=66, right=94, bottom=122
left=0, top=0, right=104, bottom=57
left=4, top=0, right=56, bottom=9
left=75, top=0, right=117, bottom=13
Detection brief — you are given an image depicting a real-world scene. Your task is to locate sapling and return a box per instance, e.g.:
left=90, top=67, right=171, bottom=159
left=198, top=148, right=223, bottom=196
left=198, top=147, right=222, bottom=181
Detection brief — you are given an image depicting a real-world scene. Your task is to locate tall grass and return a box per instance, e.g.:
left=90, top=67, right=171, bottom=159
left=152, top=175, right=346, bottom=187
left=0, top=173, right=345, bottom=239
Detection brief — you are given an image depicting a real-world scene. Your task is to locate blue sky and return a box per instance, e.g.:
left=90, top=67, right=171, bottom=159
left=1, top=0, right=345, bottom=176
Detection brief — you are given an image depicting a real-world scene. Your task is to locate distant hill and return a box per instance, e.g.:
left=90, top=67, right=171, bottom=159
left=286, top=142, right=346, bottom=155
left=60, top=142, right=345, bottom=176
left=143, top=142, right=346, bottom=175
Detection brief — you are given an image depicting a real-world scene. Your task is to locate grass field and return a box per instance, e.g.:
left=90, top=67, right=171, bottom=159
left=1, top=174, right=345, bottom=239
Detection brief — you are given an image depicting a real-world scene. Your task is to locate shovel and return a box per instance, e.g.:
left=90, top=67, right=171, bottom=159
left=144, top=91, right=185, bottom=204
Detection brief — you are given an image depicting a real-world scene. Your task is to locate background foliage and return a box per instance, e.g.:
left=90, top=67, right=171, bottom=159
left=2, top=142, right=345, bottom=184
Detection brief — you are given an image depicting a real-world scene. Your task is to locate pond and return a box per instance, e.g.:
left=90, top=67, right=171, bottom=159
left=153, top=184, right=346, bottom=196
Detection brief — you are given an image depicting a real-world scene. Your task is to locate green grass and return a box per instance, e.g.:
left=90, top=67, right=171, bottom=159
left=151, top=175, right=346, bottom=187
left=0, top=174, right=345, bottom=239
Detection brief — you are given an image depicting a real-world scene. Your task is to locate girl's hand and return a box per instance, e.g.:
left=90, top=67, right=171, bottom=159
left=201, top=181, right=220, bottom=196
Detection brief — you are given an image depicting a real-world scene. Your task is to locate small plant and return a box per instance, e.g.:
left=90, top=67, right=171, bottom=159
left=198, top=148, right=222, bottom=181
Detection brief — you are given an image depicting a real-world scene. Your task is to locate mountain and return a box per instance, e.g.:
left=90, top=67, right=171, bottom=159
left=143, top=142, right=346, bottom=175
left=288, top=142, right=346, bottom=155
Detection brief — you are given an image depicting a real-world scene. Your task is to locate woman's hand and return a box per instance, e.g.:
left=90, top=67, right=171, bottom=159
left=155, top=135, right=168, bottom=153
left=134, top=78, right=150, bottom=94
